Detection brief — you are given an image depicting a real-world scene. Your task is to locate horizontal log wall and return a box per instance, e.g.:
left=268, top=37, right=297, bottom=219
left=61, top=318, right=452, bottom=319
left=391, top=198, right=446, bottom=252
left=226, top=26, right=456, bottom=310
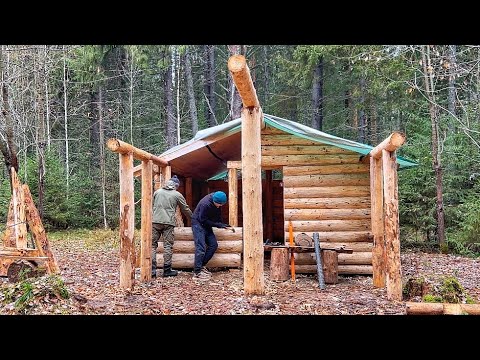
left=155, top=227, right=243, bottom=269
left=262, top=125, right=372, bottom=275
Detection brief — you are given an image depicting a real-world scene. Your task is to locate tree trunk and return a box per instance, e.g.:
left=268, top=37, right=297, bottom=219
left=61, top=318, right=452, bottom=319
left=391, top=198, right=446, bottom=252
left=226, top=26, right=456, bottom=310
left=35, top=48, right=46, bottom=220
left=98, top=80, right=108, bottom=229
left=422, top=45, right=445, bottom=246
left=228, top=45, right=243, bottom=120
left=311, top=56, right=324, bottom=131
left=358, top=77, right=367, bottom=143
left=63, top=45, right=69, bottom=194
left=447, top=45, right=457, bottom=131
left=0, top=46, right=19, bottom=185
left=203, top=45, right=216, bottom=126
left=183, top=47, right=198, bottom=135
left=44, top=45, right=51, bottom=151
left=164, top=59, right=176, bottom=148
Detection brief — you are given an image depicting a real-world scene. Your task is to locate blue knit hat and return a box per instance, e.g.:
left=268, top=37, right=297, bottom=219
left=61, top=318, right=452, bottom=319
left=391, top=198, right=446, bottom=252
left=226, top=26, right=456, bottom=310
left=212, top=191, right=227, bottom=205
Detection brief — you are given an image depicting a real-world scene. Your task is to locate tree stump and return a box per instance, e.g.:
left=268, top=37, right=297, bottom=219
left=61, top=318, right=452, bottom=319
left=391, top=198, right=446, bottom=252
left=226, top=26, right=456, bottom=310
left=322, top=250, right=338, bottom=284
left=7, top=260, right=36, bottom=283
left=270, top=247, right=289, bottom=281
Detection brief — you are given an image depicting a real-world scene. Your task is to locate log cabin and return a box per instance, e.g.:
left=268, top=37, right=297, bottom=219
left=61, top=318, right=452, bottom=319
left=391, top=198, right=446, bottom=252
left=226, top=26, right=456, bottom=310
left=108, top=55, right=417, bottom=299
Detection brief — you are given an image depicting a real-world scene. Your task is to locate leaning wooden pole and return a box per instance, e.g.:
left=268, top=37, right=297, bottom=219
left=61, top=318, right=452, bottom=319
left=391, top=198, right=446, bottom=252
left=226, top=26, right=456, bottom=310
left=382, top=149, right=402, bottom=301
left=119, top=153, right=135, bottom=290
left=228, top=55, right=264, bottom=295
left=370, top=156, right=385, bottom=287
left=140, top=160, right=153, bottom=282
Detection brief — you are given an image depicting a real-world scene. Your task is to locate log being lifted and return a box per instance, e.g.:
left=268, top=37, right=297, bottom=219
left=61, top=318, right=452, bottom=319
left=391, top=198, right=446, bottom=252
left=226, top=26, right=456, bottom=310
left=369, top=131, right=406, bottom=159
left=406, top=302, right=480, bottom=315
left=106, top=138, right=169, bottom=167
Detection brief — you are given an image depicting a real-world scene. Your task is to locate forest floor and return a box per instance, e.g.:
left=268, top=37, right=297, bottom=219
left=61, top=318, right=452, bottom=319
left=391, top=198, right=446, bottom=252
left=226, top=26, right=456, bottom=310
left=1, top=230, right=480, bottom=315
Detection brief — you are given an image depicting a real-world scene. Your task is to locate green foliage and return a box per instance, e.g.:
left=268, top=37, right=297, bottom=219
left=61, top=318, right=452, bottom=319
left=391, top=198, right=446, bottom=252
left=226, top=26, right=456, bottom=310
left=439, top=276, right=466, bottom=303
left=1, top=274, right=70, bottom=314
left=422, top=294, right=443, bottom=303
left=24, top=151, right=102, bottom=229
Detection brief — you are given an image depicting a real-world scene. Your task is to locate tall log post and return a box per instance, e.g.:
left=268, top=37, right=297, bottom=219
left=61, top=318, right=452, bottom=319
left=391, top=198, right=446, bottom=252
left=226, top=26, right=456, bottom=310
left=370, top=156, right=385, bottom=287
left=140, top=160, right=153, bottom=282
left=241, top=107, right=265, bottom=295
left=11, top=168, right=27, bottom=249
left=382, top=149, right=401, bottom=300
left=229, top=54, right=264, bottom=295
left=119, top=153, right=135, bottom=290
left=228, top=168, right=238, bottom=226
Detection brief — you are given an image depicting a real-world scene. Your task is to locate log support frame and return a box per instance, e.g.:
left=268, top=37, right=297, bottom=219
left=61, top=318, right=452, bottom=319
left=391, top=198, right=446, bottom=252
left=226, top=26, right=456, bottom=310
left=368, top=132, right=405, bottom=301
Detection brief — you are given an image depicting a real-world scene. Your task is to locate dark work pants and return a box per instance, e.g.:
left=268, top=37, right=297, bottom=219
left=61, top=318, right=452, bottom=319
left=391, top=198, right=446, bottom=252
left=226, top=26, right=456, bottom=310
left=192, top=223, right=218, bottom=273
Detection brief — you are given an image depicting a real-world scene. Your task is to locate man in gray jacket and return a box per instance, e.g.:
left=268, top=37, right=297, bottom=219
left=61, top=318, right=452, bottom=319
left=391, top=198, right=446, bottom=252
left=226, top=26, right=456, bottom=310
left=152, top=175, right=192, bottom=278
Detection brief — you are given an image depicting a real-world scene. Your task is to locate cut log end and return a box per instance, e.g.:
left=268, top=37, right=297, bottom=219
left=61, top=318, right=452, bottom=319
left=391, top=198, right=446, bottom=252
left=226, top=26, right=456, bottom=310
left=228, top=55, right=246, bottom=73
left=106, top=138, right=120, bottom=151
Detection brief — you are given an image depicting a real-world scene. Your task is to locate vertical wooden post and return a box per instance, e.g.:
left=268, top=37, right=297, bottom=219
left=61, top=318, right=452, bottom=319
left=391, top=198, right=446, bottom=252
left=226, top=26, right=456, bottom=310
left=265, top=170, right=273, bottom=242
left=370, top=156, right=385, bottom=287
left=161, top=165, right=171, bottom=186
left=153, top=164, right=161, bottom=191
left=119, top=153, right=135, bottom=290
left=242, top=106, right=265, bottom=295
left=382, top=149, right=402, bottom=301
left=185, top=177, right=193, bottom=226
left=228, top=168, right=238, bottom=227
left=140, top=160, right=153, bottom=282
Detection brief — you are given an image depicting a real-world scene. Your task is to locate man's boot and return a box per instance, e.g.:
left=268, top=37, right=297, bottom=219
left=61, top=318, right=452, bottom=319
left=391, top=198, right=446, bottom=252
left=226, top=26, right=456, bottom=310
left=163, top=265, right=178, bottom=277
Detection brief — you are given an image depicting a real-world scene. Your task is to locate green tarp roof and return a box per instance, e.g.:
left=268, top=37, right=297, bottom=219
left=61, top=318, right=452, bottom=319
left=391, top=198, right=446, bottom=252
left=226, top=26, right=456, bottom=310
left=159, top=113, right=418, bottom=180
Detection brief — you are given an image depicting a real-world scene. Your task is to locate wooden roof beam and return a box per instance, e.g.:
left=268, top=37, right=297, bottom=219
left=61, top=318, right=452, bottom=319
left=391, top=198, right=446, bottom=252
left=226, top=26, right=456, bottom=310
left=369, top=132, right=406, bottom=159
left=107, top=138, right=169, bottom=167
left=228, top=55, right=265, bottom=129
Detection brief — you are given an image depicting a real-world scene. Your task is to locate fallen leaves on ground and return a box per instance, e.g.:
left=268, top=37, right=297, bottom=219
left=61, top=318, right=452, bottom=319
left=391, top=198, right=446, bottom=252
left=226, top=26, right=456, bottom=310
left=1, top=233, right=479, bottom=315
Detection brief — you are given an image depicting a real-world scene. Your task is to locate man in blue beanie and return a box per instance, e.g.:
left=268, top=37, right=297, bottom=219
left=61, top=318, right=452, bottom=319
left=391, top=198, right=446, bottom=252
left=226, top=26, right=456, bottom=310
left=191, top=191, right=230, bottom=280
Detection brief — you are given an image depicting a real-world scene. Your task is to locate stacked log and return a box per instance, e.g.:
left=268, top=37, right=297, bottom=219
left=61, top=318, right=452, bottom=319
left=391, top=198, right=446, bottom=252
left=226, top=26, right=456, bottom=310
left=156, top=227, right=242, bottom=268
left=260, top=127, right=372, bottom=275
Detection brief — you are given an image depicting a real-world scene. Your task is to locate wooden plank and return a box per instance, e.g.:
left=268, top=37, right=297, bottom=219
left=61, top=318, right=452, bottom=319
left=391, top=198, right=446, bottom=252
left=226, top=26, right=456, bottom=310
left=241, top=106, right=264, bottom=295
left=11, top=168, right=27, bottom=249
left=383, top=149, right=402, bottom=301
left=261, top=134, right=323, bottom=146
left=3, top=198, right=15, bottom=247
left=140, top=160, right=153, bottom=282
left=119, top=152, right=135, bottom=290
left=371, top=155, right=385, bottom=288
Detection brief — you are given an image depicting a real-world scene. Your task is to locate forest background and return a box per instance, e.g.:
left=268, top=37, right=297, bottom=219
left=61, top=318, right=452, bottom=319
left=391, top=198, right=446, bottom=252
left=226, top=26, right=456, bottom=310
left=1, top=45, right=479, bottom=255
